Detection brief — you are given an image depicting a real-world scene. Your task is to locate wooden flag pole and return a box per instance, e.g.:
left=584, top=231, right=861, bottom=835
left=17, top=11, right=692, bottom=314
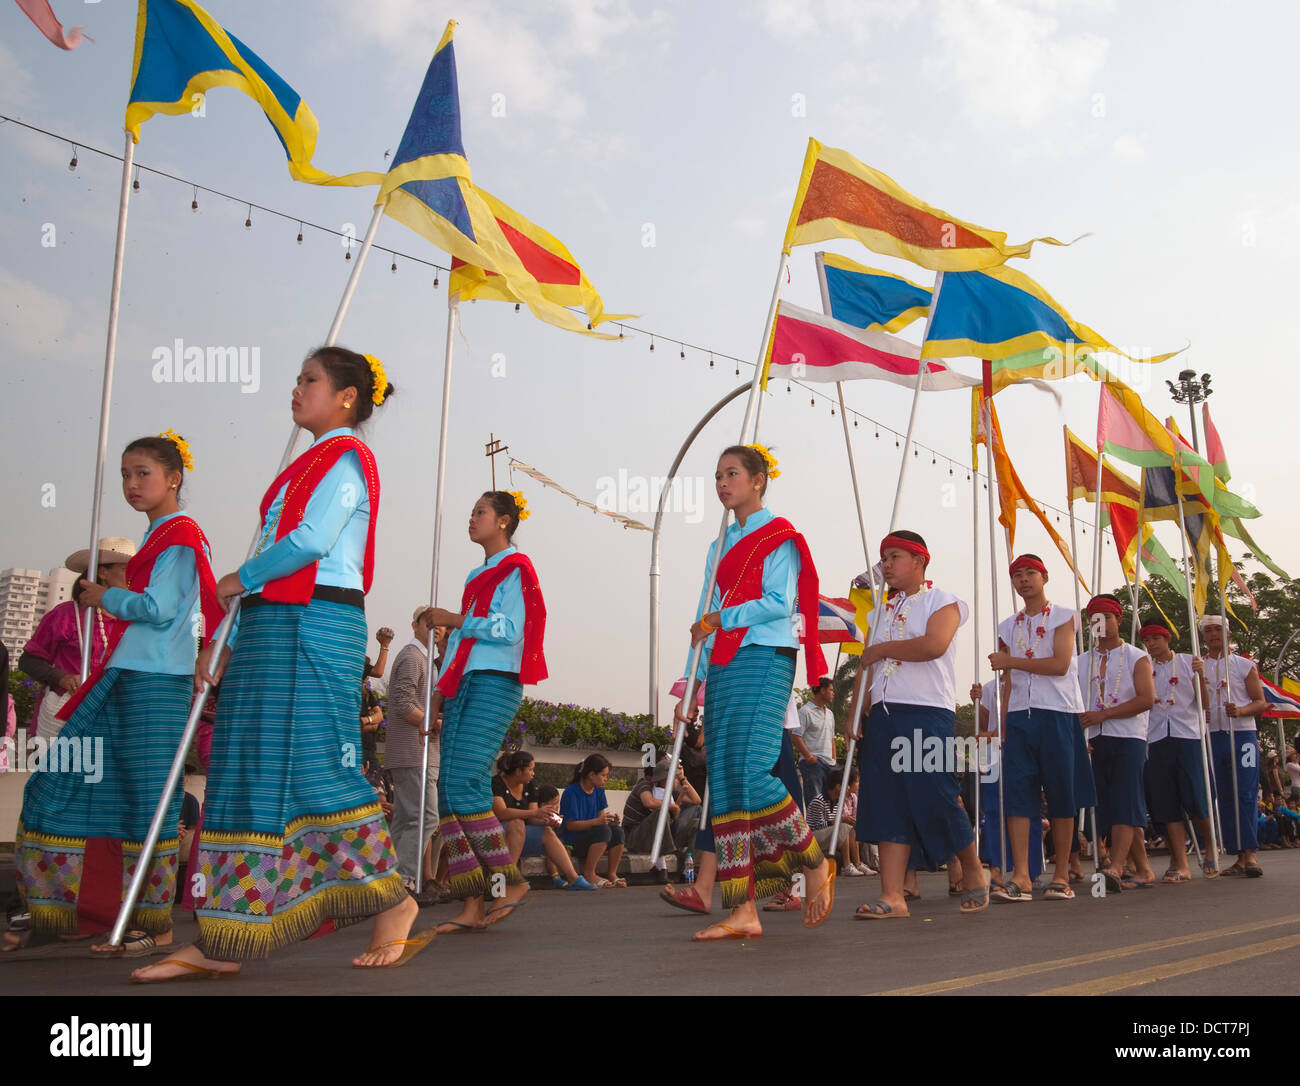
left=79, top=132, right=136, bottom=681
left=980, top=367, right=1010, bottom=885
left=650, top=251, right=790, bottom=865
left=1175, top=490, right=1221, bottom=872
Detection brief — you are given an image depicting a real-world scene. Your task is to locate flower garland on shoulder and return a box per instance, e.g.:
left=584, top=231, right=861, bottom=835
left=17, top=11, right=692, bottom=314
left=506, top=490, right=530, bottom=521
left=880, top=582, right=930, bottom=682
left=363, top=353, right=389, bottom=405
left=159, top=428, right=194, bottom=471
left=747, top=443, right=780, bottom=479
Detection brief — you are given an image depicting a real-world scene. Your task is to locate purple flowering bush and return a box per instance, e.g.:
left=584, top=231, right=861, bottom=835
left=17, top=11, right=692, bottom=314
left=504, top=698, right=670, bottom=753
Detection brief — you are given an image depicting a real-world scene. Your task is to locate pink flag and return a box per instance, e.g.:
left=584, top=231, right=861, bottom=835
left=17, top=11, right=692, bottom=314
left=766, top=301, right=977, bottom=390
left=14, top=0, right=92, bottom=49
left=1202, top=403, right=1230, bottom=481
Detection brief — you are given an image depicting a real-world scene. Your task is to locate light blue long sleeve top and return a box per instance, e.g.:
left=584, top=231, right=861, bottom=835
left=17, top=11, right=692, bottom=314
left=683, top=507, right=801, bottom=681
left=441, top=546, right=527, bottom=677
left=101, top=511, right=204, bottom=676
left=228, top=427, right=370, bottom=646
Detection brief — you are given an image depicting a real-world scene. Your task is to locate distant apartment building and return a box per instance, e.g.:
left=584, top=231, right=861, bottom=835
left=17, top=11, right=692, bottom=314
left=0, top=566, right=79, bottom=661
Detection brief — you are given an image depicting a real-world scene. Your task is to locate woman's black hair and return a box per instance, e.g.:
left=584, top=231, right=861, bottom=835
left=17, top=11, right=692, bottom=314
left=481, top=491, right=523, bottom=541
left=307, top=345, right=396, bottom=426
left=719, top=444, right=772, bottom=497
left=497, top=750, right=535, bottom=776
left=572, top=752, right=612, bottom=783
left=123, top=435, right=186, bottom=501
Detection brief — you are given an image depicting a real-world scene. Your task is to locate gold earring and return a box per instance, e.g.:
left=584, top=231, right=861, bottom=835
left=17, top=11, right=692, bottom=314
left=344, top=401, right=352, bottom=408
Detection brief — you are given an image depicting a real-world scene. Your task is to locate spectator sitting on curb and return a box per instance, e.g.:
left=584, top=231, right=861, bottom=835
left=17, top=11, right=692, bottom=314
left=492, top=752, right=595, bottom=890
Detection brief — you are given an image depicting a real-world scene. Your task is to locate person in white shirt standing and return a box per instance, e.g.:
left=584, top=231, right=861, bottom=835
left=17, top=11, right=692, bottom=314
left=989, top=555, right=1097, bottom=903
left=794, top=677, right=837, bottom=809
left=853, top=531, right=988, bottom=918
left=1199, top=615, right=1268, bottom=878
left=1139, top=623, right=1215, bottom=882
left=1078, top=595, right=1156, bottom=891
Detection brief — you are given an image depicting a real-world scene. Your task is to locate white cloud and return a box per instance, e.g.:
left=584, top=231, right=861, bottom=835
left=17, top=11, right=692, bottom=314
left=325, top=0, right=667, bottom=129
left=0, top=266, right=92, bottom=358
left=753, top=0, right=919, bottom=47
left=1110, top=132, right=1147, bottom=161
left=0, top=39, right=35, bottom=109
left=923, top=0, right=1110, bottom=130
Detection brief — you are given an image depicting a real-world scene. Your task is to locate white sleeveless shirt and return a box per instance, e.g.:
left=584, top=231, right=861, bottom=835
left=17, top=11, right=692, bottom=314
left=1078, top=642, right=1150, bottom=740
left=996, top=603, right=1084, bottom=714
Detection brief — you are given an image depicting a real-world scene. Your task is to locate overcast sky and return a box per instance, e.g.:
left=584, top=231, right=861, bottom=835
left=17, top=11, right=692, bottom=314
left=3, top=0, right=1298, bottom=716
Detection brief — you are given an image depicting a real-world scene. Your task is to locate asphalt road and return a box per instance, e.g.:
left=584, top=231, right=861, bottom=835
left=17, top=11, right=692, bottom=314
left=3, top=849, right=1298, bottom=997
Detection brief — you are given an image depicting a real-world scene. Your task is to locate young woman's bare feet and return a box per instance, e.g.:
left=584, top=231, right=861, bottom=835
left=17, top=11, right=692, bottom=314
left=484, top=880, right=528, bottom=926
left=353, top=894, right=420, bottom=967
left=129, top=943, right=240, bottom=982
left=693, top=901, right=762, bottom=941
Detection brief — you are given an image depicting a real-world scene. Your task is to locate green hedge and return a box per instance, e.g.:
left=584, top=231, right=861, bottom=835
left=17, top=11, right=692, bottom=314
left=504, top=698, right=672, bottom=754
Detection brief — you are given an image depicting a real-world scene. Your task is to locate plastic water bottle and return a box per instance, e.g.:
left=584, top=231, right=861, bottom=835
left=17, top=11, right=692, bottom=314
left=684, top=852, right=695, bottom=886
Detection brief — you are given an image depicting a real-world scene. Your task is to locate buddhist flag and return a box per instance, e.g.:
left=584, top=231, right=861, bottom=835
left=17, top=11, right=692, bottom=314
left=376, top=23, right=625, bottom=337
left=1063, top=426, right=1140, bottom=509
left=783, top=140, right=1072, bottom=270
left=974, top=388, right=1087, bottom=589
left=818, top=252, right=931, bottom=334
left=446, top=188, right=631, bottom=336
left=763, top=301, right=976, bottom=390
left=1166, top=417, right=1259, bottom=521
left=125, top=0, right=381, bottom=186
left=922, top=264, right=1182, bottom=373
left=1202, top=403, right=1231, bottom=483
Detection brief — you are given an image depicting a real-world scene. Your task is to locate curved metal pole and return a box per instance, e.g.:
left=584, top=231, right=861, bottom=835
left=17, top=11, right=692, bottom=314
left=649, top=383, right=750, bottom=726
left=1274, top=627, right=1300, bottom=760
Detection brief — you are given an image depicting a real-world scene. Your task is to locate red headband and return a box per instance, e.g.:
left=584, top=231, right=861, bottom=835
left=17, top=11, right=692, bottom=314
left=880, top=534, right=930, bottom=564
left=1086, top=597, right=1124, bottom=618
left=1139, top=624, right=1171, bottom=640
left=1009, top=556, right=1047, bottom=576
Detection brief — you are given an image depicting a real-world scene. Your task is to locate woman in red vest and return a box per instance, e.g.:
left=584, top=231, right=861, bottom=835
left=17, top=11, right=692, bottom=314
left=12, top=432, right=220, bottom=955
left=673, top=444, right=835, bottom=941
left=419, top=490, right=547, bottom=933
left=132, top=347, right=426, bottom=982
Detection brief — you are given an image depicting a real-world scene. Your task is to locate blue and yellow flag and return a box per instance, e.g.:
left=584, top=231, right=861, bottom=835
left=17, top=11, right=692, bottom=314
left=818, top=252, right=931, bottom=334
left=125, top=0, right=381, bottom=186
left=922, top=264, right=1183, bottom=376
left=375, top=22, right=621, bottom=337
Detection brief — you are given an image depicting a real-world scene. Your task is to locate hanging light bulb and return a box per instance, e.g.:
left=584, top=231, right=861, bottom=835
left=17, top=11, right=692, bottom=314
left=786, top=383, right=791, bottom=393
left=391, top=256, right=398, bottom=274
left=433, top=270, right=440, bottom=288
left=649, top=336, right=655, bottom=352
left=132, top=168, right=140, bottom=191
left=680, top=343, right=685, bottom=360
left=191, top=186, right=198, bottom=212
left=709, top=352, right=714, bottom=368
left=68, top=145, right=78, bottom=171
left=244, top=204, right=252, bottom=229
left=853, top=418, right=858, bottom=428
left=514, top=303, right=521, bottom=312
left=735, top=362, right=740, bottom=376
left=810, top=396, right=814, bottom=407
left=296, top=221, right=303, bottom=244
left=618, top=326, right=625, bottom=340
left=830, top=405, right=835, bottom=416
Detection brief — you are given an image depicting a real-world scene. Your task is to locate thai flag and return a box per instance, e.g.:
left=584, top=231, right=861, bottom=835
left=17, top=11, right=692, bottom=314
left=818, top=595, right=862, bottom=645
left=1261, top=676, right=1300, bottom=719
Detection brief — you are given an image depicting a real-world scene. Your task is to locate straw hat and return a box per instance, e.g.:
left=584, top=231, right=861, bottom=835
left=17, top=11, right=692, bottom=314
left=64, top=537, right=137, bottom=574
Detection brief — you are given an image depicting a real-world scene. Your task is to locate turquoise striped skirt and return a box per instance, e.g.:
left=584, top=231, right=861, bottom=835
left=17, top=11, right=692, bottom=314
left=194, top=599, right=405, bottom=961
left=17, top=668, right=191, bottom=935
left=438, top=670, right=525, bottom=899
left=705, top=645, right=822, bottom=908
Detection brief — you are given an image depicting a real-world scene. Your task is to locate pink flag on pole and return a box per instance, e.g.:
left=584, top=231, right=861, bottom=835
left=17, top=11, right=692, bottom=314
left=1202, top=402, right=1230, bottom=481
left=14, top=0, right=92, bottom=49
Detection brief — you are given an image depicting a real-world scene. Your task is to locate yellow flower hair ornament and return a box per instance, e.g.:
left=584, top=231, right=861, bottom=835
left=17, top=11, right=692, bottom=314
left=747, top=443, right=780, bottom=480
left=506, top=490, right=531, bottom=521
left=159, top=429, right=194, bottom=471
left=363, top=354, right=389, bottom=405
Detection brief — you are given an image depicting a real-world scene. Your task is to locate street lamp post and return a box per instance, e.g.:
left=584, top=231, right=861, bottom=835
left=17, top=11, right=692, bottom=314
left=1165, top=368, right=1213, bottom=452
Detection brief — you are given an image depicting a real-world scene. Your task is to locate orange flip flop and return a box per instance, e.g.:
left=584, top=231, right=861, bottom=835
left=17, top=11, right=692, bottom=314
left=803, top=859, right=836, bottom=927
